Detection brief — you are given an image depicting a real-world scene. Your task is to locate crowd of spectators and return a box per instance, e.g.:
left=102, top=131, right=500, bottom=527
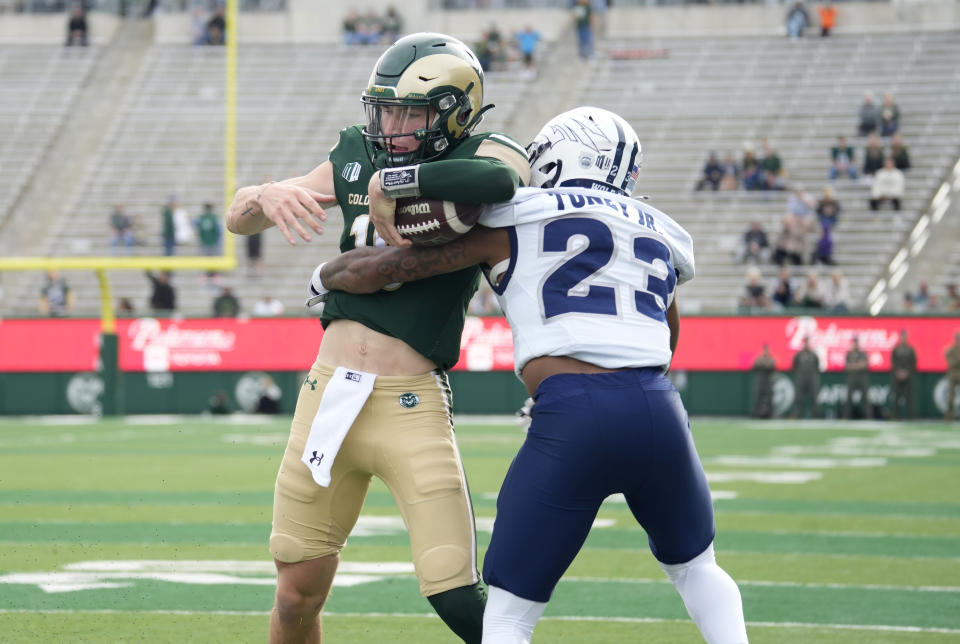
left=474, top=23, right=543, bottom=75
left=784, top=0, right=837, bottom=39
left=739, top=267, right=960, bottom=316
left=342, top=6, right=403, bottom=46
left=212, top=286, right=240, bottom=317
left=736, top=180, right=840, bottom=272
left=739, top=266, right=851, bottom=313
left=191, top=5, right=226, bottom=46
left=695, top=138, right=787, bottom=193
left=38, top=269, right=75, bottom=317
left=65, top=4, right=87, bottom=46
left=858, top=91, right=901, bottom=138
left=252, top=294, right=284, bottom=317
left=109, top=204, right=138, bottom=254
left=829, top=136, right=857, bottom=181
left=711, top=82, right=921, bottom=305
left=870, top=158, right=905, bottom=211
left=902, top=281, right=960, bottom=313
left=146, top=270, right=176, bottom=314
left=43, top=9, right=950, bottom=323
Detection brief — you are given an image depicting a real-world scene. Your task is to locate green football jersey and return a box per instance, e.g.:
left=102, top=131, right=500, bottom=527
left=322, top=125, right=521, bottom=370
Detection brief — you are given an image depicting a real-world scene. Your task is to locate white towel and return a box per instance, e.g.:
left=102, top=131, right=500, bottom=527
left=300, top=366, right=377, bottom=487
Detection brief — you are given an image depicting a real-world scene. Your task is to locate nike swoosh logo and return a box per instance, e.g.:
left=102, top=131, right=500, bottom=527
left=419, top=76, right=437, bottom=81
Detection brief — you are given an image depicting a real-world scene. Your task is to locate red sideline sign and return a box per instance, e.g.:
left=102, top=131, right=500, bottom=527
left=0, top=316, right=956, bottom=373
left=672, top=316, right=957, bottom=372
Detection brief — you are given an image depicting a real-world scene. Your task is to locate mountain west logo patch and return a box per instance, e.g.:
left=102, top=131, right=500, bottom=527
left=341, top=162, right=362, bottom=183
left=398, top=392, right=420, bottom=409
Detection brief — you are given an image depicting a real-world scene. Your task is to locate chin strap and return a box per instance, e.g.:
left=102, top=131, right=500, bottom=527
left=466, top=103, right=495, bottom=133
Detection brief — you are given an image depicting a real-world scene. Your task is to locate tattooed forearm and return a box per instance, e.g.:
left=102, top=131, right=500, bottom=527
left=322, top=241, right=475, bottom=294
left=375, top=242, right=469, bottom=283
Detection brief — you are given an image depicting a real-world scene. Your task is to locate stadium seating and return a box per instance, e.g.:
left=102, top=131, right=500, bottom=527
left=2, top=30, right=959, bottom=317
left=0, top=45, right=98, bottom=231
left=3, top=41, right=534, bottom=317
left=586, top=31, right=960, bottom=311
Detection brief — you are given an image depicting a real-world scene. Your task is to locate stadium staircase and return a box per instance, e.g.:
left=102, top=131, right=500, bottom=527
left=2, top=28, right=958, bottom=317
left=0, top=42, right=99, bottom=245
left=0, top=20, right=153, bottom=308
left=891, top=179, right=960, bottom=307
left=2, top=38, right=541, bottom=317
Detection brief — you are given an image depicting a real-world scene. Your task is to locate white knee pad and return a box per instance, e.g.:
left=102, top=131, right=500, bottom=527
left=482, top=585, right=547, bottom=644
left=659, top=543, right=749, bottom=644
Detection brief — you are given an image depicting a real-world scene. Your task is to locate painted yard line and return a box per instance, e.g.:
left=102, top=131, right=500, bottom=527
left=711, top=498, right=960, bottom=518
left=0, top=414, right=286, bottom=427
left=564, top=576, right=960, bottom=593
left=529, top=544, right=960, bottom=562
left=707, top=455, right=887, bottom=468
left=1, top=609, right=958, bottom=635
left=719, top=420, right=942, bottom=431
left=750, top=528, right=960, bottom=539
left=453, top=414, right=521, bottom=425
left=6, top=492, right=957, bottom=519
left=714, top=509, right=960, bottom=521
left=0, top=416, right=100, bottom=426
left=746, top=620, right=960, bottom=635
left=4, top=563, right=959, bottom=595
left=552, top=616, right=960, bottom=635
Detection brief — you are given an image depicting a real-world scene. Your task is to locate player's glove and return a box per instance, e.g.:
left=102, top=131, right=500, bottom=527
left=515, top=397, right=534, bottom=432
left=305, top=262, right=329, bottom=315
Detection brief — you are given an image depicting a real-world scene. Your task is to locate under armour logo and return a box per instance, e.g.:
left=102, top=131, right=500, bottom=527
left=308, top=451, right=323, bottom=466
left=303, top=376, right=318, bottom=390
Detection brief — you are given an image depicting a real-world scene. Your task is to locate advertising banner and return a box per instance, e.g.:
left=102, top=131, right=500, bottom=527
left=1, top=315, right=956, bottom=373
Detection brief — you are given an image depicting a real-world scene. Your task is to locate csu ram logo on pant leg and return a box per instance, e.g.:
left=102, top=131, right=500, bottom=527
left=398, top=392, right=420, bottom=408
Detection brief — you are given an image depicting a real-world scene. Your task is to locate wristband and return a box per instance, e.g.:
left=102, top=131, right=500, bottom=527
left=306, top=262, right=329, bottom=310
left=379, top=165, right=421, bottom=199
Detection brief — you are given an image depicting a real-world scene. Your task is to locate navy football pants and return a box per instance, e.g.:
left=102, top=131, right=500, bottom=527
left=483, top=368, right=716, bottom=603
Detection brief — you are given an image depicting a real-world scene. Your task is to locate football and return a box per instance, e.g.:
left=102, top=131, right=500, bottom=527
left=393, top=197, right=483, bottom=246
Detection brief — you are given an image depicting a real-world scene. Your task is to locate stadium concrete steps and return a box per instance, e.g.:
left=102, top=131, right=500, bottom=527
left=4, top=31, right=960, bottom=318
left=575, top=31, right=960, bottom=313
left=1, top=20, right=155, bottom=314
left=4, top=40, right=539, bottom=318
left=0, top=45, right=98, bottom=237
left=889, top=179, right=960, bottom=310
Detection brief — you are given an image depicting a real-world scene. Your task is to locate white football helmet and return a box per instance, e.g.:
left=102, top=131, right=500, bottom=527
left=526, top=106, right=642, bottom=196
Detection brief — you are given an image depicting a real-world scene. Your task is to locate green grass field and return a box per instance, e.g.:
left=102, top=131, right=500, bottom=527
left=1, top=415, right=958, bottom=643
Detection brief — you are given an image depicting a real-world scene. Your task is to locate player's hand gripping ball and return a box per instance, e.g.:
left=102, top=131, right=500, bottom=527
left=393, top=197, right=483, bottom=246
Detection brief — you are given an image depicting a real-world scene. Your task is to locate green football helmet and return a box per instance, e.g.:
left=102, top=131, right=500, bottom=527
left=361, top=32, right=492, bottom=168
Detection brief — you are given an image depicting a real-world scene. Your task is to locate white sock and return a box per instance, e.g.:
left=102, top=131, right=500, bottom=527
left=659, top=543, right=749, bottom=644
left=482, top=585, right=547, bottom=644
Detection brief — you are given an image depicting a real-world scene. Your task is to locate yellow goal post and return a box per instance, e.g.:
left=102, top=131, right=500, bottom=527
left=0, top=0, right=241, bottom=414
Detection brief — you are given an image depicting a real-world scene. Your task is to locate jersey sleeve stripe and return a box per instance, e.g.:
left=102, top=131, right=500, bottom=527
left=486, top=133, right=528, bottom=157
left=476, top=139, right=532, bottom=186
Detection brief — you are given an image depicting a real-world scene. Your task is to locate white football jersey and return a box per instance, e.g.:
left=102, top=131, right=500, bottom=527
left=478, top=187, right=695, bottom=376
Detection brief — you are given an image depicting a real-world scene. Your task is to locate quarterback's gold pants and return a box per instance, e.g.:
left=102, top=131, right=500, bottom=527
left=270, top=359, right=479, bottom=597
